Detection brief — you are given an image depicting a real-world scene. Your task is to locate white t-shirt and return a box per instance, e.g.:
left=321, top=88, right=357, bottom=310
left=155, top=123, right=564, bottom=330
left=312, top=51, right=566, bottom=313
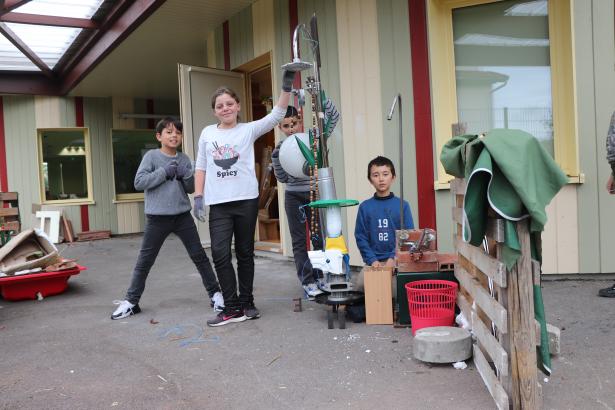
left=195, top=106, right=285, bottom=205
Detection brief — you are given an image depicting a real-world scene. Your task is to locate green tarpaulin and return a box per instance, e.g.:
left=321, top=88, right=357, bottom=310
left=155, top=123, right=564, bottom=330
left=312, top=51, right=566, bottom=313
left=440, top=129, right=567, bottom=375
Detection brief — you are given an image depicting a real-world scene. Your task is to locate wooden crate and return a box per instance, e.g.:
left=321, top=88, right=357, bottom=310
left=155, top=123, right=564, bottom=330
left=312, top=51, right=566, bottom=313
left=0, top=192, right=20, bottom=233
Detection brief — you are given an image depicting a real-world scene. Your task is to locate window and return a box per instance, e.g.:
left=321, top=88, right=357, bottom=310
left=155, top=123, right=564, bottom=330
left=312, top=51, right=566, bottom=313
left=37, top=128, right=93, bottom=204
left=111, top=129, right=159, bottom=201
left=428, top=0, right=577, bottom=187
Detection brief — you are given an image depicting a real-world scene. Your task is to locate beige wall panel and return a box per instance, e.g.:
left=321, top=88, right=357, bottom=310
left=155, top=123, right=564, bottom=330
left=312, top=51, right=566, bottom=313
left=542, top=185, right=579, bottom=274
left=252, top=0, right=274, bottom=57
left=111, top=96, right=136, bottom=129
left=336, top=0, right=384, bottom=265
left=34, top=96, right=62, bottom=128
left=116, top=202, right=141, bottom=234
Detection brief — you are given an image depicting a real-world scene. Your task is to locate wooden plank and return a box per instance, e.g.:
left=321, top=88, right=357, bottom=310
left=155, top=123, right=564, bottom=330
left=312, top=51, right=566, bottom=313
left=507, top=220, right=538, bottom=409
left=0, top=192, right=17, bottom=201
left=0, top=208, right=19, bottom=217
left=450, top=178, right=466, bottom=195
left=472, top=311, right=509, bottom=376
left=364, top=267, right=393, bottom=324
left=455, top=264, right=508, bottom=333
left=456, top=238, right=507, bottom=288
left=473, top=344, right=510, bottom=410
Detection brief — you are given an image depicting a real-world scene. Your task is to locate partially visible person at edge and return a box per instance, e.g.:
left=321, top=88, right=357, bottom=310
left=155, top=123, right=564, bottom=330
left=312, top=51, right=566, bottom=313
left=193, top=69, right=297, bottom=326
left=600, top=111, right=615, bottom=298
left=271, top=101, right=340, bottom=299
left=110, top=118, right=223, bottom=320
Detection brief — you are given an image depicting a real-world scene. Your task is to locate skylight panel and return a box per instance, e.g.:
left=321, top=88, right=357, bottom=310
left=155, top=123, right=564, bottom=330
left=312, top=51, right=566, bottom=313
left=0, top=38, right=39, bottom=70
left=455, top=33, right=549, bottom=47
left=13, top=0, right=104, bottom=19
left=4, top=23, right=81, bottom=69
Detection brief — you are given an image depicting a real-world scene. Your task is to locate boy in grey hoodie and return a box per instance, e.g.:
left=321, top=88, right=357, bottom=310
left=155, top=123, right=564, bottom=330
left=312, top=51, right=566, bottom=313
left=111, top=118, right=223, bottom=319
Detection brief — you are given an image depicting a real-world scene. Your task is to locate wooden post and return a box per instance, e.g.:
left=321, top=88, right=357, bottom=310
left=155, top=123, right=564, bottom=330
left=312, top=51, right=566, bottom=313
left=507, top=220, right=537, bottom=409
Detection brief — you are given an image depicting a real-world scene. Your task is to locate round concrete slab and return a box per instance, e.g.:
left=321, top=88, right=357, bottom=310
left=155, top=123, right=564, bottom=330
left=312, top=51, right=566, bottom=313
left=413, top=326, right=472, bottom=363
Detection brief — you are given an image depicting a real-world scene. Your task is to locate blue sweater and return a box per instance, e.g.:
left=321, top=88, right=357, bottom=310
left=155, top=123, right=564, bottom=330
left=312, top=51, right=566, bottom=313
left=354, top=193, right=414, bottom=265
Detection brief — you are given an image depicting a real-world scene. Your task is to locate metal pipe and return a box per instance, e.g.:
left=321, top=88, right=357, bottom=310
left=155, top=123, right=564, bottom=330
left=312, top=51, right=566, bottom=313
left=387, top=93, right=404, bottom=230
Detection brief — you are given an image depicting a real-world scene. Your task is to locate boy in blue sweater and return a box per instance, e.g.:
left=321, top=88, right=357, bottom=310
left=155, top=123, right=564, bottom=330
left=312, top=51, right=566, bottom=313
left=355, top=156, right=414, bottom=267
left=111, top=118, right=223, bottom=320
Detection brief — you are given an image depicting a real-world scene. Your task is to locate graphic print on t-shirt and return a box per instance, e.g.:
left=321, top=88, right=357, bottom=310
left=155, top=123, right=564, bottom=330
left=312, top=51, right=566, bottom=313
left=377, top=218, right=390, bottom=242
left=212, top=141, right=240, bottom=178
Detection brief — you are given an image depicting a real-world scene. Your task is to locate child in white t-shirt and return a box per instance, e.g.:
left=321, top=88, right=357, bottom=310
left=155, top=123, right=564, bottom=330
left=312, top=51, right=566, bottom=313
left=193, top=69, right=296, bottom=326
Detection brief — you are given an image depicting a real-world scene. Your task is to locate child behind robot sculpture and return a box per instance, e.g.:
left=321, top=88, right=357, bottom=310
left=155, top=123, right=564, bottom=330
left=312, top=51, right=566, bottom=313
left=355, top=156, right=414, bottom=269
left=272, top=102, right=339, bottom=299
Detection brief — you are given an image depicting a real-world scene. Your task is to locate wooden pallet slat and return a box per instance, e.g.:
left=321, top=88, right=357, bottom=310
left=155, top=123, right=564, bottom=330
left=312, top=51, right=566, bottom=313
left=473, top=344, right=509, bottom=410
left=0, top=208, right=19, bottom=217
left=472, top=310, right=509, bottom=376
left=455, top=264, right=508, bottom=333
left=456, top=238, right=507, bottom=288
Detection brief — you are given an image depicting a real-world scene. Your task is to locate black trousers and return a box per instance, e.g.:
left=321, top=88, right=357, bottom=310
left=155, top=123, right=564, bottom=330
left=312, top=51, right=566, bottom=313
left=284, top=190, right=321, bottom=285
left=209, top=198, right=259, bottom=310
left=125, top=212, right=220, bottom=304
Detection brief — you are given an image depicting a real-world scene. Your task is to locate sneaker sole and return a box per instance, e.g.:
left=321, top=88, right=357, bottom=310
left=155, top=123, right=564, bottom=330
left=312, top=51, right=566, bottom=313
left=207, top=315, right=247, bottom=327
left=246, top=313, right=260, bottom=320
left=111, top=309, right=140, bottom=320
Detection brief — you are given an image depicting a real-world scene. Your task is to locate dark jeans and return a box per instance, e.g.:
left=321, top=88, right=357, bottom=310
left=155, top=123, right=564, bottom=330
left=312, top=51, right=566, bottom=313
left=285, top=190, right=322, bottom=285
left=209, top=198, right=259, bottom=310
left=125, top=212, right=219, bottom=304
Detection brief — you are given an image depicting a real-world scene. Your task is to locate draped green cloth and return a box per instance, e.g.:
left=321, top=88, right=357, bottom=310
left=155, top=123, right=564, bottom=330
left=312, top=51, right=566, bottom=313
left=440, top=129, right=567, bottom=375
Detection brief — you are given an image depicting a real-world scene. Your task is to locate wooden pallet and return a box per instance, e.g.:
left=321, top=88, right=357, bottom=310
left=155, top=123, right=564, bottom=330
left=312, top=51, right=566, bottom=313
left=77, top=230, right=111, bottom=241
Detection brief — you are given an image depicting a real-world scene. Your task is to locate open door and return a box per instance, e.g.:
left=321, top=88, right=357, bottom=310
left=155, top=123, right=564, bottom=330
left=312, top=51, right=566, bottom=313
left=178, top=64, right=245, bottom=245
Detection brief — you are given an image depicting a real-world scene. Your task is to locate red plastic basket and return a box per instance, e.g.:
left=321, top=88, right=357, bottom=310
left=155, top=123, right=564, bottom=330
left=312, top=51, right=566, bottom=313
left=405, top=280, right=458, bottom=336
left=0, top=265, right=86, bottom=301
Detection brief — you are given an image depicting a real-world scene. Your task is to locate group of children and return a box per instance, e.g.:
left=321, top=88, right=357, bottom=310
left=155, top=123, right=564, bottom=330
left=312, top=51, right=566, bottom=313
left=111, top=68, right=413, bottom=326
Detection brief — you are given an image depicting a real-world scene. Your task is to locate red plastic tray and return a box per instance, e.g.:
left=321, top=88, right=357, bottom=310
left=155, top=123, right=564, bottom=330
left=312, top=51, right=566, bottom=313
left=0, top=265, right=86, bottom=301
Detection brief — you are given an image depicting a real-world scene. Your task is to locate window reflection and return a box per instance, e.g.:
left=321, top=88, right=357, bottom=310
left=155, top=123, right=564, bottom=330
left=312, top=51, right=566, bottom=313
left=40, top=130, right=89, bottom=201
left=453, top=0, right=553, bottom=155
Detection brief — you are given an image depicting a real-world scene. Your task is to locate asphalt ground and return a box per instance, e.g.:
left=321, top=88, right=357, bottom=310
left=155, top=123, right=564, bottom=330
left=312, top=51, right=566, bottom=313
left=0, top=235, right=614, bottom=410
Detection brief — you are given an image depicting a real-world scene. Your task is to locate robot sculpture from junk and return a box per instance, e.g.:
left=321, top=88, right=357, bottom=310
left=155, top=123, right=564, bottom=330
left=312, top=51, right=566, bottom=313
left=278, top=15, right=363, bottom=327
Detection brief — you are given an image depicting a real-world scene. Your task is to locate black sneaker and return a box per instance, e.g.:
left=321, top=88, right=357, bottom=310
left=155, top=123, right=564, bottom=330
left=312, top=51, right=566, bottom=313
left=243, top=302, right=260, bottom=320
left=207, top=309, right=247, bottom=327
left=111, top=300, right=141, bottom=320
left=598, top=284, right=615, bottom=298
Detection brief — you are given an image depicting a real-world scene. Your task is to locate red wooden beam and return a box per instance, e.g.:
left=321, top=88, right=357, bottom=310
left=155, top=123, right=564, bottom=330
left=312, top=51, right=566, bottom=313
left=0, top=12, right=98, bottom=29
left=0, top=96, right=8, bottom=192
left=222, top=20, right=230, bottom=70
left=0, top=72, right=60, bottom=94
left=409, top=0, right=436, bottom=230
left=0, top=22, right=53, bottom=78
left=0, top=0, right=30, bottom=16
left=59, top=0, right=166, bottom=94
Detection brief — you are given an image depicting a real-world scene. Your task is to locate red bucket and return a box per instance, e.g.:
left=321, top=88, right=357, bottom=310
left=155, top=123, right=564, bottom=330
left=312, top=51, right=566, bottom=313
left=405, top=280, right=458, bottom=336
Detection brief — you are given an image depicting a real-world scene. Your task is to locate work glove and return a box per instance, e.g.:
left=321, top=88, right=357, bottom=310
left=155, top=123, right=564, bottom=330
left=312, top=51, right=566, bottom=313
left=193, top=195, right=206, bottom=222
left=175, top=162, right=190, bottom=180
left=281, top=69, right=296, bottom=92
left=164, top=160, right=178, bottom=179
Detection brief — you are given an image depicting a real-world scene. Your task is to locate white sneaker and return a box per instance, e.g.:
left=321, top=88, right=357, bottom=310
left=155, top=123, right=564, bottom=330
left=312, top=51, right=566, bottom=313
left=303, top=282, right=324, bottom=298
left=211, top=292, right=225, bottom=312
left=111, top=300, right=141, bottom=320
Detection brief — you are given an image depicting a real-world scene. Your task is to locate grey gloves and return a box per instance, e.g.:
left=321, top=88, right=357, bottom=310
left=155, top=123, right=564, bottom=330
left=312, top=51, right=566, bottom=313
left=175, top=162, right=189, bottom=180
left=282, top=69, right=296, bottom=92
left=193, top=195, right=206, bottom=222
left=164, top=160, right=178, bottom=179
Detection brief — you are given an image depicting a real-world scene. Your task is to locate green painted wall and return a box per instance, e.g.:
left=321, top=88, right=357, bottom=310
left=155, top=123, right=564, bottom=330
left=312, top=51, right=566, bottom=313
left=377, top=0, right=419, bottom=227
left=83, top=97, right=118, bottom=234
left=3, top=96, right=39, bottom=231
left=229, top=6, right=254, bottom=69
left=578, top=0, right=615, bottom=273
